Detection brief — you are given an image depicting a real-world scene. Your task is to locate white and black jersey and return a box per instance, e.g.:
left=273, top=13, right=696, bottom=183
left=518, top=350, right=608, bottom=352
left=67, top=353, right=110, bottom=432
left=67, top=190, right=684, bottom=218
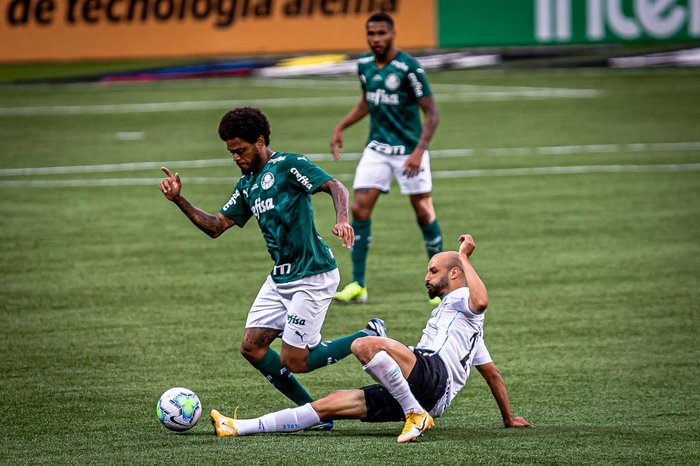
left=415, top=287, right=485, bottom=410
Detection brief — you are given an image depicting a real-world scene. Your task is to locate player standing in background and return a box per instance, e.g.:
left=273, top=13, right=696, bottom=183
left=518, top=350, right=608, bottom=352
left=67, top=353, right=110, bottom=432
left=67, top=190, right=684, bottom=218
left=159, top=107, right=387, bottom=430
left=331, top=12, right=442, bottom=305
left=210, top=234, right=532, bottom=442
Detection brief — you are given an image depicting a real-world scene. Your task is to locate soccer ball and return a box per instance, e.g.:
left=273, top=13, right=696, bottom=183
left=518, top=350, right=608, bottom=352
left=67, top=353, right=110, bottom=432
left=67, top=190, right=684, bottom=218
left=157, top=387, right=202, bottom=432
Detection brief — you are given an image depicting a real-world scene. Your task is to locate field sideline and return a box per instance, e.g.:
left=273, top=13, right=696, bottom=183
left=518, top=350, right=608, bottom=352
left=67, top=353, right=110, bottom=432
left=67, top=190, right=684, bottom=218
left=1, top=67, right=699, bottom=464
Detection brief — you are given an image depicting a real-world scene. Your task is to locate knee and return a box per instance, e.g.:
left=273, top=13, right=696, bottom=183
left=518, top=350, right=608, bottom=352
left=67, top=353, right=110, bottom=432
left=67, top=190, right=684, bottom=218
left=239, top=341, right=267, bottom=364
left=351, top=203, right=371, bottom=220
left=412, top=196, right=436, bottom=225
left=416, top=210, right=435, bottom=225
left=351, top=337, right=375, bottom=364
left=280, top=353, right=307, bottom=373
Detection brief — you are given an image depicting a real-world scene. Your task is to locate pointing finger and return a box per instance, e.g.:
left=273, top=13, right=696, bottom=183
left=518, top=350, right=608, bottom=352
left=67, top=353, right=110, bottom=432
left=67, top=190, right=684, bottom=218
left=161, top=166, right=173, bottom=178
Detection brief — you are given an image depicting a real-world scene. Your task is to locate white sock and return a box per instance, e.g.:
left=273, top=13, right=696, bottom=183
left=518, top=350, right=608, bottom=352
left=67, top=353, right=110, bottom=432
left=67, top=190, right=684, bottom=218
left=363, top=350, right=424, bottom=414
left=234, top=403, right=320, bottom=435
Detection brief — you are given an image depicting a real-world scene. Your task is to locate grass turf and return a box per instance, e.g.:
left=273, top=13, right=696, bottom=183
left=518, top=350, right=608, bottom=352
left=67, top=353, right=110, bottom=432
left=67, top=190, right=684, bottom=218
left=1, top=67, right=699, bottom=465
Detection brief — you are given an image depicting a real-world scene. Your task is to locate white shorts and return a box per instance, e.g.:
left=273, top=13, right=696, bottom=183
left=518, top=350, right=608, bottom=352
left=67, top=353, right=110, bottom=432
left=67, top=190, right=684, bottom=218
left=245, top=268, right=340, bottom=349
left=352, top=145, right=433, bottom=195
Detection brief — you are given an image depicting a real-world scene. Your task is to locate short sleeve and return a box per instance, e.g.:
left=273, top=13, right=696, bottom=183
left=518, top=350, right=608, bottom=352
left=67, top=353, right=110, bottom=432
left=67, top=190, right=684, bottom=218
left=407, top=59, right=432, bottom=99
left=358, top=64, right=367, bottom=92
left=470, top=338, right=493, bottom=367
left=219, top=184, right=252, bottom=227
left=285, top=155, right=333, bottom=193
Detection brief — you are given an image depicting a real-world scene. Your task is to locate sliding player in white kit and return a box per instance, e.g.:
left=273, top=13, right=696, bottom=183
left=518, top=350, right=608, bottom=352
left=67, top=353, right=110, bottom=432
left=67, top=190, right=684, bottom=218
left=210, top=234, right=532, bottom=443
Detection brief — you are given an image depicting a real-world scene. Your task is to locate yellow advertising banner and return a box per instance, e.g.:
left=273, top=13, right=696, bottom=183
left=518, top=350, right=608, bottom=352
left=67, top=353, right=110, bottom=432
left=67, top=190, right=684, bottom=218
left=0, top=0, right=436, bottom=62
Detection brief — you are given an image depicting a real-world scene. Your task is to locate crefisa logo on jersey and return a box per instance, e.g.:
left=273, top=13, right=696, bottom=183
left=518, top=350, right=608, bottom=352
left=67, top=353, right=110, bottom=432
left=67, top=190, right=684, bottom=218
left=261, top=172, right=275, bottom=190
left=290, top=167, right=313, bottom=190
left=251, top=197, right=275, bottom=219
left=222, top=190, right=241, bottom=211
left=385, top=73, right=400, bottom=91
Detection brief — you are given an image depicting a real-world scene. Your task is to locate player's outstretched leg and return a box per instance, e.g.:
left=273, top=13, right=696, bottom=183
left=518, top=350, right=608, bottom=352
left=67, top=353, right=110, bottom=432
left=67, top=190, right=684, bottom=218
left=304, top=318, right=387, bottom=372
left=210, top=403, right=321, bottom=437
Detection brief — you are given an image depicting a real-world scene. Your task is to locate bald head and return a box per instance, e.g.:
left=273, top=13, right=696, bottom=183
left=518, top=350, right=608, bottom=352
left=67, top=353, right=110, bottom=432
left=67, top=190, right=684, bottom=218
left=425, top=251, right=467, bottom=299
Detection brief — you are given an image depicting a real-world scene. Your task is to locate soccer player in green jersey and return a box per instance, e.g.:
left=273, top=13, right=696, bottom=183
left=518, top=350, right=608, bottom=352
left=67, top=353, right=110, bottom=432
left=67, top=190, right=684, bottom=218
left=331, top=12, right=442, bottom=305
left=159, top=107, right=387, bottom=429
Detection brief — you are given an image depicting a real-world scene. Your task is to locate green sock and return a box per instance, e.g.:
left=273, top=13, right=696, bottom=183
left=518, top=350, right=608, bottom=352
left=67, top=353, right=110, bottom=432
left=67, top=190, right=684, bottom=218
left=305, top=330, right=368, bottom=372
left=420, top=219, right=443, bottom=258
left=251, top=349, right=313, bottom=406
left=351, top=219, right=371, bottom=287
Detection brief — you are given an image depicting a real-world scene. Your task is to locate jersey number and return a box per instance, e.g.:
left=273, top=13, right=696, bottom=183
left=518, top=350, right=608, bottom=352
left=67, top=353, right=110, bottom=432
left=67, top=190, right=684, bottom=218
left=459, top=332, right=480, bottom=371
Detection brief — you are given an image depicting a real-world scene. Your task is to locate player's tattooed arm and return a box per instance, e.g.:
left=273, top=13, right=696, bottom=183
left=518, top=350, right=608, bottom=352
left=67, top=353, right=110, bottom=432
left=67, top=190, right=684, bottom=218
left=159, top=166, right=235, bottom=238
left=173, top=198, right=235, bottom=238
left=318, top=178, right=354, bottom=248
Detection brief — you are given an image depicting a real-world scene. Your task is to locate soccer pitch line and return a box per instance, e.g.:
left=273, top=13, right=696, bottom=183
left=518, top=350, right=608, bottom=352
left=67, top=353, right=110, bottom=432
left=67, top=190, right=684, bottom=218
left=1, top=141, right=699, bottom=177
left=0, top=87, right=600, bottom=116
left=1, top=163, right=699, bottom=188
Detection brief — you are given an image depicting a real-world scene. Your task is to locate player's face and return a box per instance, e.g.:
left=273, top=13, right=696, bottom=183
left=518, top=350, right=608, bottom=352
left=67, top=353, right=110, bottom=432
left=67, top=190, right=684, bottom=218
left=226, top=136, right=264, bottom=175
left=425, top=257, right=450, bottom=299
left=366, top=21, right=395, bottom=59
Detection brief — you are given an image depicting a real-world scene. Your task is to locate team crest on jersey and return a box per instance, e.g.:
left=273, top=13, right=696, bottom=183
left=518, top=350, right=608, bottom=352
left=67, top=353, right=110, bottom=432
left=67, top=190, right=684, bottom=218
left=261, top=172, right=275, bottom=190
left=385, top=73, right=400, bottom=91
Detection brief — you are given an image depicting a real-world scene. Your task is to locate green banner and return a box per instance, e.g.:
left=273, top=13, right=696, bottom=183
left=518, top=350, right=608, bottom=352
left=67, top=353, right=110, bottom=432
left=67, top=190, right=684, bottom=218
left=438, top=0, right=700, bottom=47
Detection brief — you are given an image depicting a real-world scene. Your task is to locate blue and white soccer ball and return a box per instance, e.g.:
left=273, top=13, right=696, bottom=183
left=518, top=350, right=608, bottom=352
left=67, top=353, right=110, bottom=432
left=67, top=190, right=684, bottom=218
left=157, top=387, right=202, bottom=432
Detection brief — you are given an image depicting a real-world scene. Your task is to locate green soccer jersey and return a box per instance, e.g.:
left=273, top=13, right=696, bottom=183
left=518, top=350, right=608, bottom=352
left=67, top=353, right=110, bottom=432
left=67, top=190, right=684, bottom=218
left=357, top=50, right=433, bottom=155
left=219, top=152, right=337, bottom=284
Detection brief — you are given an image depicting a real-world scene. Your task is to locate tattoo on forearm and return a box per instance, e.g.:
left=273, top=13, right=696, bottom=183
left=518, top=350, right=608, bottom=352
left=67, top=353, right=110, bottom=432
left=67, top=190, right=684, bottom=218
left=329, top=180, right=350, bottom=222
left=176, top=197, right=223, bottom=237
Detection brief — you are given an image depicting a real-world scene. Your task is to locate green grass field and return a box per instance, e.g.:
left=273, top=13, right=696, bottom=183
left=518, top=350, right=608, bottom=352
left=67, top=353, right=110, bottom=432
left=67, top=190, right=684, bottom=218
left=1, top=66, right=699, bottom=465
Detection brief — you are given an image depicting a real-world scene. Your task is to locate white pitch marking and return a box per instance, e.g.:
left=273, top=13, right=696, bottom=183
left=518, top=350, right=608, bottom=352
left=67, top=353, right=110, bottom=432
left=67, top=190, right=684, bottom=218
left=1, top=163, right=698, bottom=188
left=0, top=87, right=601, bottom=117
left=115, top=131, right=145, bottom=141
left=2, top=142, right=699, bottom=177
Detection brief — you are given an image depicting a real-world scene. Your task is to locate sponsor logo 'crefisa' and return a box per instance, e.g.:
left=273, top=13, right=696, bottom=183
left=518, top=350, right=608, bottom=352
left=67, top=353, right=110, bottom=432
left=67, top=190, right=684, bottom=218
left=290, top=167, right=313, bottom=190
left=251, top=197, right=274, bottom=219
left=287, top=313, right=307, bottom=326
left=366, top=89, right=399, bottom=106
left=222, top=190, right=241, bottom=210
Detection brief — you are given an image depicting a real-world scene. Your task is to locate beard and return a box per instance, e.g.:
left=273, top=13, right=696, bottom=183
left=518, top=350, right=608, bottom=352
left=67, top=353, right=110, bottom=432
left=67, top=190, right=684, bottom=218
left=426, top=276, right=449, bottom=299
left=236, top=151, right=260, bottom=175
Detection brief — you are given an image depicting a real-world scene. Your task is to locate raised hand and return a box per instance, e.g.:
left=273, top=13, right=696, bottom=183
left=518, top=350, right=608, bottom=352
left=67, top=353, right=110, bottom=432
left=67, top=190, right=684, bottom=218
left=458, top=234, right=475, bottom=257
left=159, top=166, right=182, bottom=201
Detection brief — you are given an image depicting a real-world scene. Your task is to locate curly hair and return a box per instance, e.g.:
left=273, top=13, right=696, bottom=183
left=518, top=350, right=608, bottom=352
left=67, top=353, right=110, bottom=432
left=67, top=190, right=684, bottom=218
left=218, top=107, right=271, bottom=145
left=366, top=12, right=394, bottom=29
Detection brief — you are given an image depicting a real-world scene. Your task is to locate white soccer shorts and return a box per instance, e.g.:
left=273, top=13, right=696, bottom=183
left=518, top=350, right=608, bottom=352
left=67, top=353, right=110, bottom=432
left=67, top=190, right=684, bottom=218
left=245, top=268, right=340, bottom=349
left=352, top=146, right=433, bottom=195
